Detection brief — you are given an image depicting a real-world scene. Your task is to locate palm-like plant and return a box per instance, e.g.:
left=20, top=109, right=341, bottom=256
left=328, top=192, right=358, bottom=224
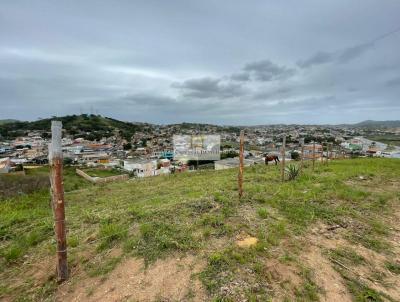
left=285, top=164, right=300, bottom=180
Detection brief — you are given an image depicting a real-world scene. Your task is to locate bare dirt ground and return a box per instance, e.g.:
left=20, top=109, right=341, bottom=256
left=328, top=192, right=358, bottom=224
left=57, top=255, right=207, bottom=302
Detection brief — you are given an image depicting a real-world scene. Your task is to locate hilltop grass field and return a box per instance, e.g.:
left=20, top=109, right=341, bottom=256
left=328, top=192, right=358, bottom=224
left=1, top=158, right=400, bottom=301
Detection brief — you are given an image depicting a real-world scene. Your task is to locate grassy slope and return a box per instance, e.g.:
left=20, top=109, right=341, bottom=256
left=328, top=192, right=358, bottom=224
left=0, top=158, right=399, bottom=301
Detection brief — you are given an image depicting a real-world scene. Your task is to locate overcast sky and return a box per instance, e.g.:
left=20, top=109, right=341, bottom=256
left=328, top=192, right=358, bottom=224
left=1, top=1, right=400, bottom=125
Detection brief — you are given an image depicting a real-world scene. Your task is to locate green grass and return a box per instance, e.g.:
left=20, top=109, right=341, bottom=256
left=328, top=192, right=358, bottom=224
left=0, top=158, right=399, bottom=301
left=385, top=261, right=400, bottom=274
left=328, top=247, right=366, bottom=266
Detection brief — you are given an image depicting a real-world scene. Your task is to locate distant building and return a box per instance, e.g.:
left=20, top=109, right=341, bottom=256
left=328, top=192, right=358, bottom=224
left=303, top=144, right=323, bottom=160
left=0, top=157, right=11, bottom=173
left=123, top=159, right=158, bottom=177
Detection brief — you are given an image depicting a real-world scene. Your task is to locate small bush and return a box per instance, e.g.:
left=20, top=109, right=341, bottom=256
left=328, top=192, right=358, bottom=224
left=285, top=164, right=300, bottom=180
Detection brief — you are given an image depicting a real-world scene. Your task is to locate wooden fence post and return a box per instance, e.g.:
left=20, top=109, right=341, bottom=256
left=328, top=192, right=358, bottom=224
left=312, top=141, right=316, bottom=171
left=300, top=138, right=304, bottom=172
left=49, top=121, right=68, bottom=282
left=326, top=142, right=329, bottom=164
left=238, top=130, right=244, bottom=199
left=281, top=135, right=286, bottom=182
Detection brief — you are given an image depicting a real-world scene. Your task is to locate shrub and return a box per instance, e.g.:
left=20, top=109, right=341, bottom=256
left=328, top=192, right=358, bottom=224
left=285, top=164, right=300, bottom=180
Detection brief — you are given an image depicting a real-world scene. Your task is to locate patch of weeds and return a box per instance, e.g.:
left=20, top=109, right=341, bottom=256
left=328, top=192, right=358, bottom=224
left=279, top=252, right=296, bottom=264
left=86, top=256, right=122, bottom=277
left=200, top=251, right=232, bottom=293
left=1, top=244, right=24, bottom=263
left=349, top=233, right=390, bottom=253
left=257, top=208, right=269, bottom=219
left=257, top=220, right=287, bottom=247
left=188, top=199, right=215, bottom=214
left=97, top=222, right=128, bottom=251
left=82, top=210, right=101, bottom=224
left=329, top=247, right=365, bottom=266
left=127, top=205, right=148, bottom=220
left=34, top=279, right=57, bottom=301
left=342, top=273, right=384, bottom=302
left=368, top=219, right=389, bottom=236
left=200, top=247, right=258, bottom=296
left=385, top=261, right=400, bottom=274
left=294, top=268, right=319, bottom=301
left=68, top=234, right=79, bottom=248
left=202, top=214, right=225, bottom=228
left=125, top=221, right=196, bottom=264
left=1, top=225, right=52, bottom=263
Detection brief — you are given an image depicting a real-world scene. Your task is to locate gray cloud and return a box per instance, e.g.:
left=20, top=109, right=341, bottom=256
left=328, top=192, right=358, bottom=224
left=297, top=51, right=334, bottom=68
left=298, top=42, right=376, bottom=68
left=230, top=72, right=250, bottom=82
left=386, top=77, right=400, bottom=87
left=243, top=60, right=295, bottom=81
left=172, top=77, right=245, bottom=99
left=337, top=42, right=374, bottom=63
left=1, top=0, right=400, bottom=124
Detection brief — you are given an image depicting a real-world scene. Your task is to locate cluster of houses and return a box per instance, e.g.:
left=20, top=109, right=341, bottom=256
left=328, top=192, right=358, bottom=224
left=1, top=128, right=399, bottom=177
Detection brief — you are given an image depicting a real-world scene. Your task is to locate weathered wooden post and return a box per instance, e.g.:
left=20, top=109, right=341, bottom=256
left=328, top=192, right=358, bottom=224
left=238, top=130, right=244, bottom=199
left=49, top=121, right=68, bottom=282
left=281, top=135, right=286, bottom=182
left=312, top=141, right=316, bottom=171
left=325, top=142, right=329, bottom=165
left=300, top=138, right=305, bottom=172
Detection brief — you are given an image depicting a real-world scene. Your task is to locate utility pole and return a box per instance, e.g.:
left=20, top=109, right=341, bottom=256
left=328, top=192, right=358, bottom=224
left=49, top=121, right=68, bottom=282
left=238, top=130, right=244, bottom=199
left=312, top=141, right=316, bottom=172
left=281, top=135, right=286, bottom=182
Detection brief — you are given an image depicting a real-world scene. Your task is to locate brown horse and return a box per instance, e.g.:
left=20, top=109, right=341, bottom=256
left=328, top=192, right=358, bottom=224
left=264, top=154, right=280, bottom=165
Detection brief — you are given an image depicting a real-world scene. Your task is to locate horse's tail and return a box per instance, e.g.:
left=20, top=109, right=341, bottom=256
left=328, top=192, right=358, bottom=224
left=276, top=156, right=280, bottom=162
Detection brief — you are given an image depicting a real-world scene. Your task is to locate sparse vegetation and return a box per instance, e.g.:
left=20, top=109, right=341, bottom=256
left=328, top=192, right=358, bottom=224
left=0, top=158, right=399, bottom=301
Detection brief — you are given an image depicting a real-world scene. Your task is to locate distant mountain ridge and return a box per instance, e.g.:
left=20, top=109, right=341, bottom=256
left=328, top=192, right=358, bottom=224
left=0, top=119, right=19, bottom=125
left=1, top=115, right=399, bottom=140
left=352, top=120, right=400, bottom=128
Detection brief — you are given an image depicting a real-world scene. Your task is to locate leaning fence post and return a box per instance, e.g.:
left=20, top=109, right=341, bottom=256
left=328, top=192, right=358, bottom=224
left=238, top=130, right=244, bottom=199
left=281, top=135, right=286, bottom=182
left=312, top=141, right=316, bottom=171
left=49, top=121, right=68, bottom=282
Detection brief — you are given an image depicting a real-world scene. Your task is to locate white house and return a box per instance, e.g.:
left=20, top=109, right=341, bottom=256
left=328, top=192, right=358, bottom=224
left=123, top=159, right=158, bottom=177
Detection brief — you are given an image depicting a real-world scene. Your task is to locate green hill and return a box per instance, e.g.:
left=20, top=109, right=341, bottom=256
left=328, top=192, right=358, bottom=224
left=0, top=119, right=19, bottom=125
left=0, top=114, right=150, bottom=140
left=353, top=120, right=400, bottom=128
left=1, top=159, right=400, bottom=301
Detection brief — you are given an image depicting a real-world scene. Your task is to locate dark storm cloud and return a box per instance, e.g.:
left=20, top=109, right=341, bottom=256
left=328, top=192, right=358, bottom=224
left=1, top=0, right=400, bottom=124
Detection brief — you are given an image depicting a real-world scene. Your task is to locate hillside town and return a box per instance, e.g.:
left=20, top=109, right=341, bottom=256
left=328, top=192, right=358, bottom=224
left=1, top=117, right=399, bottom=177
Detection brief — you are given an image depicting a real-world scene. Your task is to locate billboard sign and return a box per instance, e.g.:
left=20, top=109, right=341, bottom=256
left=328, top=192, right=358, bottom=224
left=173, top=135, right=220, bottom=161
